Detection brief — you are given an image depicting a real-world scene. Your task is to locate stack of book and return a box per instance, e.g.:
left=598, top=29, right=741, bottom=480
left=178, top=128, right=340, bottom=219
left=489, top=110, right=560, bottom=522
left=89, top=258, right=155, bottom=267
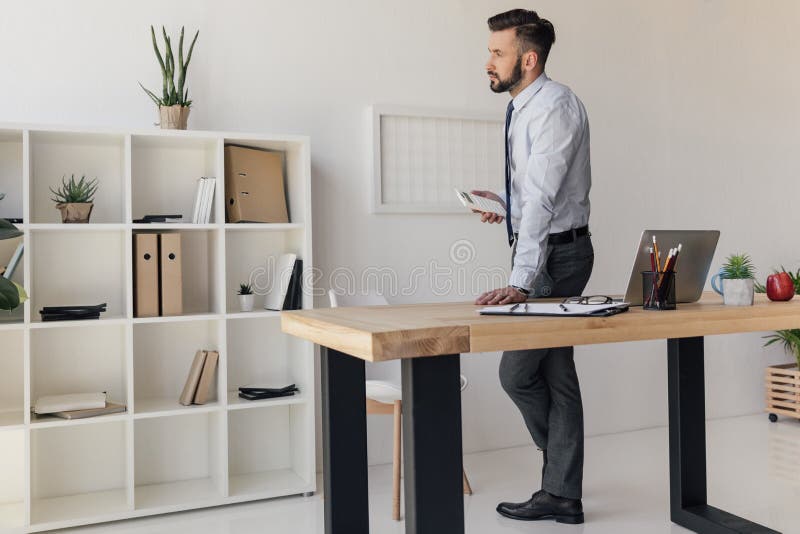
left=33, top=392, right=126, bottom=420
left=180, top=350, right=219, bottom=406
left=39, top=302, right=106, bottom=322
left=191, top=177, right=216, bottom=224
left=238, top=384, right=299, bottom=401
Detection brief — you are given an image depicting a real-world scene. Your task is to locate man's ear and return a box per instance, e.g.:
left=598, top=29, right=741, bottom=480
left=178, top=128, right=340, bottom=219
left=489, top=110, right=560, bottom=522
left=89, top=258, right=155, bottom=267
left=524, top=50, right=539, bottom=72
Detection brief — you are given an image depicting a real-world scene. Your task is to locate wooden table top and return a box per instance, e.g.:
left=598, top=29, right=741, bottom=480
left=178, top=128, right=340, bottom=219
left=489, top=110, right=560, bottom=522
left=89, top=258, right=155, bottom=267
left=280, top=293, right=800, bottom=362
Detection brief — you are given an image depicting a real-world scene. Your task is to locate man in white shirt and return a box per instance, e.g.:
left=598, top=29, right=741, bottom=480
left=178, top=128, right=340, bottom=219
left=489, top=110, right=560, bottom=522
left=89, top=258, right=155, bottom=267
left=473, top=9, right=593, bottom=525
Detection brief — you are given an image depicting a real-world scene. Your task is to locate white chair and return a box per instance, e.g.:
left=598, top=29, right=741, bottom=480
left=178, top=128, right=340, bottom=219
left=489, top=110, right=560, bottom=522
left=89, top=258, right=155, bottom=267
left=328, top=289, right=472, bottom=521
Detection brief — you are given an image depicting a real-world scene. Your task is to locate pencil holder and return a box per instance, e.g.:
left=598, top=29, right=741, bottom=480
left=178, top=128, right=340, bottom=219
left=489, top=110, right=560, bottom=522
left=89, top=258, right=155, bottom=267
left=642, top=271, right=676, bottom=310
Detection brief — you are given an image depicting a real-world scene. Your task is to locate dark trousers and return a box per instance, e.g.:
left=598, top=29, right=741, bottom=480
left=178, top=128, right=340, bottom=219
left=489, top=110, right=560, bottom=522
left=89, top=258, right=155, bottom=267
left=499, top=235, right=594, bottom=500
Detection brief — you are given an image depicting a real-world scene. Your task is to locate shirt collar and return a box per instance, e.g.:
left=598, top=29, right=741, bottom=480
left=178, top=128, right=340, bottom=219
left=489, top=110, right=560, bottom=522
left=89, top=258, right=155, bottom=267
left=512, top=72, right=549, bottom=111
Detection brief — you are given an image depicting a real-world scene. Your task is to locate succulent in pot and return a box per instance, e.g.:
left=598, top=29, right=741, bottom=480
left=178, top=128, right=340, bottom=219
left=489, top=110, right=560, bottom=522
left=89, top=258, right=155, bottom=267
left=49, top=174, right=98, bottom=223
left=238, top=282, right=254, bottom=312
left=711, top=253, right=756, bottom=306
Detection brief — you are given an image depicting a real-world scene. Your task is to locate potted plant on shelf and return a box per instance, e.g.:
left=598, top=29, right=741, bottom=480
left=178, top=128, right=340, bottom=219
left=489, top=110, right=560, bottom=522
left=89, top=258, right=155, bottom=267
left=711, top=253, right=755, bottom=306
left=238, top=283, right=254, bottom=312
left=139, top=26, right=199, bottom=130
left=49, top=174, right=98, bottom=223
left=0, top=219, right=27, bottom=312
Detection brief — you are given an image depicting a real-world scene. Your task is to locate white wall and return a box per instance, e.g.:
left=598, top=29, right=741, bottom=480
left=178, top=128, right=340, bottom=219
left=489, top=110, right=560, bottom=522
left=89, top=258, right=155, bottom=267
left=1, top=0, right=797, bottom=467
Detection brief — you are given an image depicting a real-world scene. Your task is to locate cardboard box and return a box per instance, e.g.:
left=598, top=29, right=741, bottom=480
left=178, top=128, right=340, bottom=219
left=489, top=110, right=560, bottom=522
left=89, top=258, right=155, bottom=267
left=225, top=145, right=289, bottom=223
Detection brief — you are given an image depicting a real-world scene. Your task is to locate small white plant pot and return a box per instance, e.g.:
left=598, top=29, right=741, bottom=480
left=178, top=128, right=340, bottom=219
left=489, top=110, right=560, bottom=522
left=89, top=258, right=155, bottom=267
left=722, top=278, right=754, bottom=306
left=238, top=294, right=254, bottom=312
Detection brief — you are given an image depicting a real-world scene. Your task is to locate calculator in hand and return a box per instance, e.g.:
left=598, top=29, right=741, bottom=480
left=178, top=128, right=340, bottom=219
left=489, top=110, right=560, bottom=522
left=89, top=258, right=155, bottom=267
left=455, top=189, right=506, bottom=216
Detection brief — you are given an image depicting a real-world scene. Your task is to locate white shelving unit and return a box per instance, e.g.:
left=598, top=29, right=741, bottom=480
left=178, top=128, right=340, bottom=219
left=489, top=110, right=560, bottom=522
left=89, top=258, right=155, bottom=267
left=0, top=123, right=315, bottom=533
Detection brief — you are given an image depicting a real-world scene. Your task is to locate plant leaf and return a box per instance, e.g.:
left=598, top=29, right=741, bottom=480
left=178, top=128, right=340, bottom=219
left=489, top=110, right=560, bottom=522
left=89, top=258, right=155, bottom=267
left=0, top=218, right=22, bottom=240
left=181, top=29, right=198, bottom=106
left=185, top=29, right=199, bottom=72
left=150, top=25, right=169, bottom=102
left=14, top=282, right=27, bottom=304
left=163, top=28, right=175, bottom=100
left=0, top=277, right=20, bottom=311
left=177, top=26, right=186, bottom=102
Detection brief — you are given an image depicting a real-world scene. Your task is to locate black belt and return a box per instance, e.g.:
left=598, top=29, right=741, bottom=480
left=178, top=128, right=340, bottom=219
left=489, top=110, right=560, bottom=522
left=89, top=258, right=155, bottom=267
left=512, top=225, right=589, bottom=246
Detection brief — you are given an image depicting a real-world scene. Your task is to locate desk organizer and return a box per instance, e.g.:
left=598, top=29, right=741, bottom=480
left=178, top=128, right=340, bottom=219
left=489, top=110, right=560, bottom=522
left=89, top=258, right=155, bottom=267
left=642, top=271, right=676, bottom=310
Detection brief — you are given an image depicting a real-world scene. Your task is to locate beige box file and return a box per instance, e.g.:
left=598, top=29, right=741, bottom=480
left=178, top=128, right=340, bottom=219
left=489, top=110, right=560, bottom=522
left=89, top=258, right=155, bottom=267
left=158, top=232, right=183, bottom=316
left=225, top=145, right=289, bottom=223
left=133, top=233, right=159, bottom=318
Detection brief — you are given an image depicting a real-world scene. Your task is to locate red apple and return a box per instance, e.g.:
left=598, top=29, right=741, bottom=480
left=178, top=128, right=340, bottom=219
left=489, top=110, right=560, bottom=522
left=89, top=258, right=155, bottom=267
left=767, top=272, right=795, bottom=301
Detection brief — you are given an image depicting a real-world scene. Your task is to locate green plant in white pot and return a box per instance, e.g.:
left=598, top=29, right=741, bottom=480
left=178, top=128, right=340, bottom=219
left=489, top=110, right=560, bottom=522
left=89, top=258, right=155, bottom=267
left=50, top=174, right=98, bottom=223
left=238, top=283, right=254, bottom=312
left=711, top=253, right=755, bottom=306
left=139, top=26, right=199, bottom=130
left=0, top=219, right=27, bottom=312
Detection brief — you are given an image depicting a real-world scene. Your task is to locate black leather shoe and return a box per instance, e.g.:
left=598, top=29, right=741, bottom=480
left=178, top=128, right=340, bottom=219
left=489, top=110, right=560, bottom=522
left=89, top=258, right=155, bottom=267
left=496, top=490, right=584, bottom=524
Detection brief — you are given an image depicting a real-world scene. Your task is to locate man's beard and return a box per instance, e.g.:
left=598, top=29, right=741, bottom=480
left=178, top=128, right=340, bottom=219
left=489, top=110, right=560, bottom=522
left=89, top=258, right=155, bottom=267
left=489, top=56, right=523, bottom=94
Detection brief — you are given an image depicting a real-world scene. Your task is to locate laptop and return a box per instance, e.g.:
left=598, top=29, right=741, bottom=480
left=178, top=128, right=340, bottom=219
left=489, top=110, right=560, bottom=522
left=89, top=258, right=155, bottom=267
left=617, top=230, right=720, bottom=306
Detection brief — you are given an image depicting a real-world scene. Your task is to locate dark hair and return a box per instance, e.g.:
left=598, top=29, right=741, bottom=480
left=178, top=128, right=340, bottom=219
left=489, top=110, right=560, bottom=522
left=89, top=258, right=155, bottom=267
left=487, top=9, right=556, bottom=67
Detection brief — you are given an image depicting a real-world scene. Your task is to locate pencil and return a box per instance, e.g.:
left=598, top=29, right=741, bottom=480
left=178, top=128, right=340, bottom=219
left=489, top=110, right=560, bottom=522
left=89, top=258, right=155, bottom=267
left=653, top=236, right=662, bottom=272
left=657, top=249, right=671, bottom=288
left=672, top=243, right=682, bottom=270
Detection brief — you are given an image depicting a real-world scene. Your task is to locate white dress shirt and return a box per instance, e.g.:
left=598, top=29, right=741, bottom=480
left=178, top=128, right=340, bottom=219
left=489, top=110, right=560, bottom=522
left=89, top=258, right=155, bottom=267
left=504, top=73, right=591, bottom=291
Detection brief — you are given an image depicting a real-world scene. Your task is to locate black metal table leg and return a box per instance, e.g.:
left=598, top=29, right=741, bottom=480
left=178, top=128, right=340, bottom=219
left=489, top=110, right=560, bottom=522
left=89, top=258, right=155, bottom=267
left=321, top=346, right=369, bottom=534
left=668, top=337, right=780, bottom=534
left=401, top=354, right=464, bottom=534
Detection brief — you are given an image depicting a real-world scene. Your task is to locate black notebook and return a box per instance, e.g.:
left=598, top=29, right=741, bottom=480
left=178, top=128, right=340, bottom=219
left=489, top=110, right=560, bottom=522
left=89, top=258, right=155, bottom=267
left=238, top=384, right=299, bottom=401
left=40, top=303, right=107, bottom=321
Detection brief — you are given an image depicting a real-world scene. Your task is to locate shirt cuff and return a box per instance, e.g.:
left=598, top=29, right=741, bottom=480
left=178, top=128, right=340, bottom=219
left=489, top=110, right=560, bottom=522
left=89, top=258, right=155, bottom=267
left=509, top=267, right=537, bottom=292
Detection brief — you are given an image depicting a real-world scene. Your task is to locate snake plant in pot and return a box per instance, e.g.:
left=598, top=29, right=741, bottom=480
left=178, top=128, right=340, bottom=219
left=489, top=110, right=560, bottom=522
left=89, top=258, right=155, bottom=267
left=139, top=26, right=199, bottom=130
left=0, top=219, right=27, bottom=312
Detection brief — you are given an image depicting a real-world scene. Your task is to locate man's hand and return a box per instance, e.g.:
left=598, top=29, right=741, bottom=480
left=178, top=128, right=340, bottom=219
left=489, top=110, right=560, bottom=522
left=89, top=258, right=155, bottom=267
left=470, top=190, right=506, bottom=224
left=475, top=286, right=528, bottom=305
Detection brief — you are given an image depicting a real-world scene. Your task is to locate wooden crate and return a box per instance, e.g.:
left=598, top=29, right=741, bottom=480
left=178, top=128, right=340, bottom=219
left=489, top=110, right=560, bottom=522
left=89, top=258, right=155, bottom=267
left=766, top=363, right=800, bottom=421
